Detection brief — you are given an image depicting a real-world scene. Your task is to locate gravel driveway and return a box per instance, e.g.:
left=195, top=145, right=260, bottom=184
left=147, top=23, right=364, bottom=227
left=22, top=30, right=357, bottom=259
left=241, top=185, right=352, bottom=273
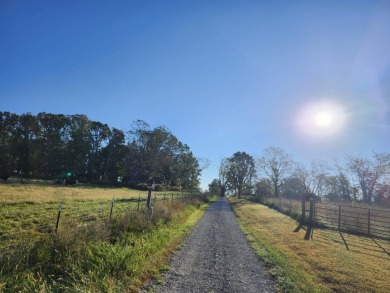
left=149, top=197, right=276, bottom=293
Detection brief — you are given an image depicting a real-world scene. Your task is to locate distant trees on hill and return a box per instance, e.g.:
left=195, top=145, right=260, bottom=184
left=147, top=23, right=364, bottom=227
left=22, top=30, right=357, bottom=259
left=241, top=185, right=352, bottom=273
left=211, top=146, right=390, bottom=206
left=0, top=112, right=202, bottom=191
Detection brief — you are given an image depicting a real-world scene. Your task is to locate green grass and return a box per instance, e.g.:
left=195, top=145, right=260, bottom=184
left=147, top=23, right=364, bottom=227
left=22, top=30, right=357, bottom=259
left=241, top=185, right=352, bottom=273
left=230, top=198, right=390, bottom=293
left=0, top=183, right=212, bottom=292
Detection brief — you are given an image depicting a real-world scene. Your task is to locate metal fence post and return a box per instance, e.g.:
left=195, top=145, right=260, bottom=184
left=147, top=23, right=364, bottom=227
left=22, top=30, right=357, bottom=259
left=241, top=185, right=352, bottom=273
left=55, top=202, right=62, bottom=232
left=109, top=197, right=114, bottom=222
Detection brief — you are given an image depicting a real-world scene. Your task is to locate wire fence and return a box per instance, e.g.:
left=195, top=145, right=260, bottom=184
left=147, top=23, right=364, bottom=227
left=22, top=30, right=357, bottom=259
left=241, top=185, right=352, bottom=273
left=244, top=195, right=390, bottom=240
left=0, top=191, right=190, bottom=249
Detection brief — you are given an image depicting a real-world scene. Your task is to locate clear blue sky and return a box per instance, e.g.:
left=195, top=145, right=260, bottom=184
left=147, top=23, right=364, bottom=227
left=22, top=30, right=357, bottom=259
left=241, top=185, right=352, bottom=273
left=1, top=0, right=389, bottom=190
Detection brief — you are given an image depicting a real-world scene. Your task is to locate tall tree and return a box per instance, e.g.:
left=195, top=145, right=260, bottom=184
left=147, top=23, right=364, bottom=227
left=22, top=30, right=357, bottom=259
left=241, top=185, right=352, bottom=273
left=36, top=112, right=69, bottom=177
left=293, top=160, right=329, bottom=198
left=126, top=120, right=202, bottom=190
left=102, top=128, right=127, bottom=182
left=226, top=152, right=256, bottom=198
left=208, top=179, right=221, bottom=196
left=66, top=114, right=92, bottom=179
left=347, top=152, right=390, bottom=203
left=255, top=178, right=272, bottom=197
left=0, top=112, right=18, bottom=179
left=13, top=113, right=40, bottom=177
left=218, top=158, right=229, bottom=197
left=258, top=146, right=294, bottom=197
left=87, top=121, right=111, bottom=180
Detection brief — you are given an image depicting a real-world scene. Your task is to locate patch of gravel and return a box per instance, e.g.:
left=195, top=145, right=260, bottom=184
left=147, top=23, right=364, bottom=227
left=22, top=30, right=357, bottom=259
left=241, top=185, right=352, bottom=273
left=144, top=197, right=276, bottom=293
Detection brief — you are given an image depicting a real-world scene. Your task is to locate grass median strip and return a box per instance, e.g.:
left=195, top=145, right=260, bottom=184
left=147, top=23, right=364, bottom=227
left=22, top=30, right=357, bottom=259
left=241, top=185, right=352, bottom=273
left=229, top=198, right=390, bottom=293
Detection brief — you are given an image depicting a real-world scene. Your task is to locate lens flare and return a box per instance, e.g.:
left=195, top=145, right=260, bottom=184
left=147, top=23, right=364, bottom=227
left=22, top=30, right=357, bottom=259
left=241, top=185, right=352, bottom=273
left=295, top=100, right=347, bottom=140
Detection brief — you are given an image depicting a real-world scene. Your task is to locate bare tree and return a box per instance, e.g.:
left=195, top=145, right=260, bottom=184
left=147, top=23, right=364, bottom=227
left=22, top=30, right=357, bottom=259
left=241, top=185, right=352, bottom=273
left=294, top=160, right=329, bottom=198
left=219, top=158, right=229, bottom=197
left=347, top=152, right=390, bottom=203
left=258, top=146, right=294, bottom=197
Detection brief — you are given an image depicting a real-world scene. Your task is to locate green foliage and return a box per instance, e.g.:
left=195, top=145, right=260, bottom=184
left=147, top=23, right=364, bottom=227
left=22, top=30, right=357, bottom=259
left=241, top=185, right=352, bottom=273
left=0, top=112, right=203, bottom=190
left=224, top=152, right=256, bottom=197
left=208, top=179, right=221, bottom=196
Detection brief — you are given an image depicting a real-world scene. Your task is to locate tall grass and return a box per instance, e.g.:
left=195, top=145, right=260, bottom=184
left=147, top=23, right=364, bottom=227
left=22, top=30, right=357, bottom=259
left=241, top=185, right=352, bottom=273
left=0, top=189, right=211, bottom=292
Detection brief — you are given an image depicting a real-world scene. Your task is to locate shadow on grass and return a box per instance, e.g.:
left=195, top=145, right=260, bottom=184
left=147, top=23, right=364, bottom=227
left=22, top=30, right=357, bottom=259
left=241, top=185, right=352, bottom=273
left=311, top=228, right=390, bottom=260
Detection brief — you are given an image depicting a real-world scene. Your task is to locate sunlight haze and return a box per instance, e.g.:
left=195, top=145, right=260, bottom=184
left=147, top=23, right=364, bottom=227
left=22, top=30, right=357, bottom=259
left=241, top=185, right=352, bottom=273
left=1, top=0, right=389, bottom=189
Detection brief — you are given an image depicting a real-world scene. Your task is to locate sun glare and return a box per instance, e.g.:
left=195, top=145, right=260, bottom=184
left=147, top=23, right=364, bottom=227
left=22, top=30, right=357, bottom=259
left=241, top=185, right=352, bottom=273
left=296, top=100, right=347, bottom=140
left=314, top=111, right=333, bottom=127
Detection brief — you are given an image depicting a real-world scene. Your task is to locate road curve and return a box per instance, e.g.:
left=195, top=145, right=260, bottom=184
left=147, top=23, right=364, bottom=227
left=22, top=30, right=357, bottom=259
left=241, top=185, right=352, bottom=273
left=151, top=197, right=276, bottom=293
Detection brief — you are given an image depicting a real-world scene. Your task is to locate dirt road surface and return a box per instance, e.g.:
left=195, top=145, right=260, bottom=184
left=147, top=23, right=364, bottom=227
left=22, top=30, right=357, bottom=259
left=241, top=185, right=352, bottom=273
left=149, top=197, right=276, bottom=293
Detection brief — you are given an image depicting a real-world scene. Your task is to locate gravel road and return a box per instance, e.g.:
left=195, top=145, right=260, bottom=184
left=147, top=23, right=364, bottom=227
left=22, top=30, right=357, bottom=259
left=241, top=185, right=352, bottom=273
left=150, top=197, right=276, bottom=293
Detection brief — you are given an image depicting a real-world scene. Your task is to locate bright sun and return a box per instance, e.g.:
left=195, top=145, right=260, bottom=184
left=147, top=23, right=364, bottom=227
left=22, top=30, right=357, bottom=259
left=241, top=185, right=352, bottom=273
left=296, top=100, right=347, bottom=139
left=314, top=111, right=333, bottom=127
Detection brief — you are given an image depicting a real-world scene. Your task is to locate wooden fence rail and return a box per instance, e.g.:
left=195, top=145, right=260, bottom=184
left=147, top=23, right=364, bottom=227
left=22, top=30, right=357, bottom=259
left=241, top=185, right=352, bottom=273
left=313, top=201, right=390, bottom=239
left=245, top=195, right=390, bottom=240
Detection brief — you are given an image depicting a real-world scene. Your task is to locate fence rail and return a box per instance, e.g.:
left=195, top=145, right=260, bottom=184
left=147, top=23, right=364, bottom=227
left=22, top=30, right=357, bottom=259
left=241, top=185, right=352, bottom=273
left=314, top=201, right=390, bottom=238
left=245, top=195, right=390, bottom=240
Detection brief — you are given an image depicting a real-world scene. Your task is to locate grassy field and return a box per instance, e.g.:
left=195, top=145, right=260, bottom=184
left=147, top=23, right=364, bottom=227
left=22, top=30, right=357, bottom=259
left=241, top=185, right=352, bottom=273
left=0, top=182, right=211, bottom=292
left=0, top=181, right=143, bottom=203
left=0, top=182, right=185, bottom=243
left=229, top=198, right=390, bottom=293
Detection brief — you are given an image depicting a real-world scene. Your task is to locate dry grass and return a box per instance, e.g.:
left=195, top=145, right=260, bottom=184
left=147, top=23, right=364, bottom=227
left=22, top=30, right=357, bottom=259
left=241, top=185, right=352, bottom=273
left=230, top=198, right=390, bottom=293
left=0, top=182, right=143, bottom=204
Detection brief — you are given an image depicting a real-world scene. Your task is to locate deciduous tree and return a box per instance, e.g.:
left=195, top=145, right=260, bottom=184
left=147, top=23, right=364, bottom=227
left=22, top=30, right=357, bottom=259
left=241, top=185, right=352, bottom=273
left=226, top=152, right=256, bottom=198
left=347, top=152, right=390, bottom=203
left=258, top=146, right=294, bottom=197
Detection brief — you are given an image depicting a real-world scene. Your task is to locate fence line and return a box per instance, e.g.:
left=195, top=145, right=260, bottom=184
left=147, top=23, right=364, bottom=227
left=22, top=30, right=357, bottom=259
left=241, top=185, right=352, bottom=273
left=0, top=191, right=192, bottom=248
left=244, top=195, right=390, bottom=239
left=314, top=201, right=390, bottom=238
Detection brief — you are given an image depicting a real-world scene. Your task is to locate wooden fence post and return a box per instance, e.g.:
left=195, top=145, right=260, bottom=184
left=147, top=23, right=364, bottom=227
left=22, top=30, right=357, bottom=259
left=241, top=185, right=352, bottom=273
left=301, top=198, right=306, bottom=222
left=304, top=199, right=315, bottom=240
left=309, top=200, right=314, bottom=224
left=368, top=209, right=371, bottom=235
left=146, top=189, right=152, bottom=209
left=55, top=202, right=62, bottom=232
left=137, top=194, right=141, bottom=211
left=338, top=205, right=341, bottom=230
left=109, top=197, right=114, bottom=222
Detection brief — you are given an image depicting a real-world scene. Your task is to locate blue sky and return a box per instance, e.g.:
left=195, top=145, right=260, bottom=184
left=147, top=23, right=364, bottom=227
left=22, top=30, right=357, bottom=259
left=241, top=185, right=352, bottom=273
left=1, top=0, right=389, bottom=189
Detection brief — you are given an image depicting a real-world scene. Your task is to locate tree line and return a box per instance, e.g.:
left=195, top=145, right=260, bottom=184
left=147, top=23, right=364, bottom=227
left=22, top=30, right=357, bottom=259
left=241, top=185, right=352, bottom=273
left=209, top=147, right=390, bottom=205
left=0, top=112, right=203, bottom=191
